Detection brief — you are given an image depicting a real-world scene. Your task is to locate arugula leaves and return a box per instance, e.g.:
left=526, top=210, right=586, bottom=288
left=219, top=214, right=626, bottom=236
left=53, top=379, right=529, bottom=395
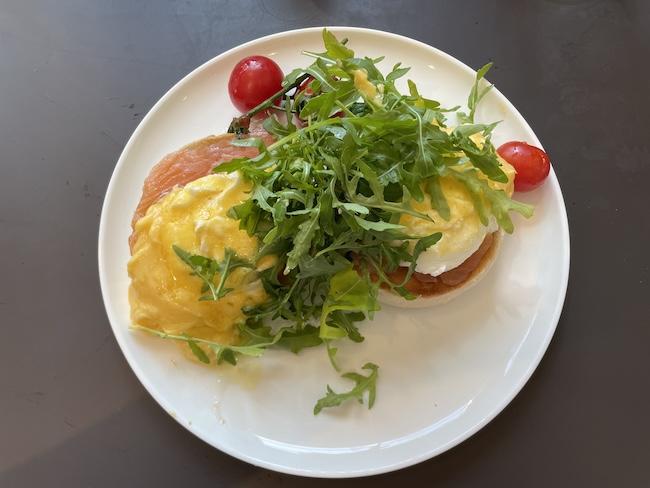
left=314, top=363, right=379, bottom=414
left=149, top=29, right=534, bottom=414
left=457, top=62, right=495, bottom=125
left=172, top=245, right=254, bottom=301
left=132, top=324, right=285, bottom=366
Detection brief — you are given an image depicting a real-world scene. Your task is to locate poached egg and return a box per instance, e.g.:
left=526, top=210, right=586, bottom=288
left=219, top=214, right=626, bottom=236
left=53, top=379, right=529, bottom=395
left=399, top=152, right=516, bottom=277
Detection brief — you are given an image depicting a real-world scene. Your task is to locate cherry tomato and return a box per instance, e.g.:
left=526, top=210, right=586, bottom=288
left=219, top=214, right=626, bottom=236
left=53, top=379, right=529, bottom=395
left=497, top=141, right=551, bottom=192
left=227, top=55, right=284, bottom=114
left=296, top=75, right=316, bottom=97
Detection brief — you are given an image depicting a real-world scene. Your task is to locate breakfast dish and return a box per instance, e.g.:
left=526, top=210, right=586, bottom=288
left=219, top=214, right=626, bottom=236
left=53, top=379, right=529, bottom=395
left=127, top=29, right=538, bottom=400
left=99, top=27, right=569, bottom=477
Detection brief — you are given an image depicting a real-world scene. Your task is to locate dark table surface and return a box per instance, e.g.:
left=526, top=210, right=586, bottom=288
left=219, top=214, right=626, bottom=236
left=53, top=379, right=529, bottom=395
left=2, top=1, right=649, bottom=486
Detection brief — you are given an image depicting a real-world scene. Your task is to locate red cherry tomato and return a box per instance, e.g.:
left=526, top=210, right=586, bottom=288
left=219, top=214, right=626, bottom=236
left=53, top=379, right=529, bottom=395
left=227, top=55, right=284, bottom=113
left=497, top=141, right=551, bottom=192
left=296, top=75, right=316, bottom=97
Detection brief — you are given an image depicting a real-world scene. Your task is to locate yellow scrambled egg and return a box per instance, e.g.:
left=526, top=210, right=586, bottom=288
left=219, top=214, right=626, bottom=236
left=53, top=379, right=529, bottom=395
left=352, top=69, right=384, bottom=106
left=128, top=173, right=270, bottom=350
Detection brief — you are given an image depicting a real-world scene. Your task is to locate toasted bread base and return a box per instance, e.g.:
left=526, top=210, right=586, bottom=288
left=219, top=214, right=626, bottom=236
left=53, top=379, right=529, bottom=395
left=377, top=229, right=504, bottom=308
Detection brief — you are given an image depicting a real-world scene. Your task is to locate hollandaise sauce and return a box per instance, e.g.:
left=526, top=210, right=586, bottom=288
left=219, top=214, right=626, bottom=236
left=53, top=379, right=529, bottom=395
left=128, top=173, right=269, bottom=353
left=400, top=154, right=516, bottom=277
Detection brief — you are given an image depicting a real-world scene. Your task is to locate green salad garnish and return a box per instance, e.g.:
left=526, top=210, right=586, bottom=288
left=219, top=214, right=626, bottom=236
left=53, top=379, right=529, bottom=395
left=136, top=29, right=533, bottom=414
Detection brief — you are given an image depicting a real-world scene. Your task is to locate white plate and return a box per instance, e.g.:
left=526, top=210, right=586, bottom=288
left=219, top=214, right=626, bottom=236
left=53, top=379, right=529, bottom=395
left=98, top=27, right=569, bottom=478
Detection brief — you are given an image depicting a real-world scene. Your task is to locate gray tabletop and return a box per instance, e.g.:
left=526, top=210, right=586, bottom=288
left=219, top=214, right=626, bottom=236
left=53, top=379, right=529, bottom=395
left=2, top=1, right=649, bottom=486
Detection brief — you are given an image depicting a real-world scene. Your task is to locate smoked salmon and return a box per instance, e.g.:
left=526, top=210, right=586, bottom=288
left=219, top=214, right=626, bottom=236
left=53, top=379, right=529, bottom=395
left=130, top=125, right=274, bottom=249
left=370, top=232, right=496, bottom=297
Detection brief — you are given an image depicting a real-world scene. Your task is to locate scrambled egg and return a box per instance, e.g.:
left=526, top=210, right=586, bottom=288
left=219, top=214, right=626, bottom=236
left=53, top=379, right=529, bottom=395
left=128, top=173, right=269, bottom=350
left=352, top=68, right=384, bottom=106
left=400, top=138, right=516, bottom=277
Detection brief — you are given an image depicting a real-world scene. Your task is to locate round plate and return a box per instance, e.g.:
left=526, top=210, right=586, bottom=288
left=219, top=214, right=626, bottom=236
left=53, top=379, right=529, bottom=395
left=98, top=27, right=569, bottom=478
